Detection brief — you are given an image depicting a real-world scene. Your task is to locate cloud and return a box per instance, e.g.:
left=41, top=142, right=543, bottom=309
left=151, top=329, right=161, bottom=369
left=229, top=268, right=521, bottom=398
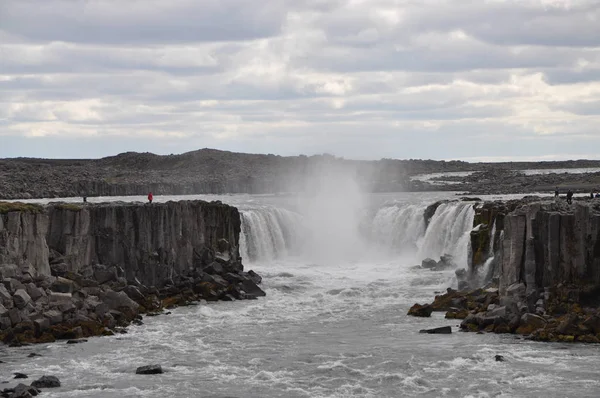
left=1, top=0, right=600, bottom=160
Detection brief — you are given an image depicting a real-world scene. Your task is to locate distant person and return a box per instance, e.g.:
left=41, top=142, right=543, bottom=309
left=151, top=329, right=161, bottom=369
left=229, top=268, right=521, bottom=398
left=148, top=192, right=153, bottom=203
left=567, top=190, right=573, bottom=204
left=83, top=196, right=87, bottom=203
left=554, top=187, right=559, bottom=198
left=596, top=192, right=600, bottom=198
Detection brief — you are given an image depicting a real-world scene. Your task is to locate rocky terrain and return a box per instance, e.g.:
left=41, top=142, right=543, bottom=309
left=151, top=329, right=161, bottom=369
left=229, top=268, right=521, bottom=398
left=409, top=197, right=600, bottom=344
left=0, top=200, right=264, bottom=347
left=2, top=148, right=600, bottom=199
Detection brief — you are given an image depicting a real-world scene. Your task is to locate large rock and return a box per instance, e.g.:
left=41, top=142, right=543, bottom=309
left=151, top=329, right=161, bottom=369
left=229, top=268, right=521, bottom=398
left=12, top=289, right=32, bottom=310
left=407, top=303, right=433, bottom=317
left=101, top=291, right=139, bottom=312
left=516, top=313, right=547, bottom=335
left=0, top=284, right=14, bottom=308
left=31, top=375, right=61, bottom=388
left=421, top=258, right=437, bottom=269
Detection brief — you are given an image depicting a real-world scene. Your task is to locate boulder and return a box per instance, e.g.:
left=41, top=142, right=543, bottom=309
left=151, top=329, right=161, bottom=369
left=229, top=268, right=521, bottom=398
left=438, top=254, right=456, bottom=269
left=43, top=310, right=63, bottom=325
left=421, top=258, right=437, bottom=269
left=516, top=313, right=547, bottom=335
left=2, top=278, right=25, bottom=294
left=13, top=290, right=32, bottom=310
left=101, top=291, right=139, bottom=312
left=246, top=270, right=262, bottom=285
left=25, top=284, right=45, bottom=302
left=240, top=279, right=266, bottom=297
left=0, top=284, right=13, bottom=308
left=0, top=264, right=19, bottom=279
left=10, top=383, right=40, bottom=397
left=49, top=277, right=79, bottom=294
left=13, top=373, right=28, bottom=379
left=94, top=266, right=118, bottom=285
left=506, top=283, right=526, bottom=297
left=487, top=306, right=507, bottom=319
left=31, top=375, right=61, bottom=388
left=122, top=285, right=145, bottom=302
left=419, top=326, right=452, bottom=334
left=203, top=262, right=224, bottom=275
left=407, top=303, right=433, bottom=317
left=495, top=355, right=505, bottom=362
left=136, top=364, right=163, bottom=375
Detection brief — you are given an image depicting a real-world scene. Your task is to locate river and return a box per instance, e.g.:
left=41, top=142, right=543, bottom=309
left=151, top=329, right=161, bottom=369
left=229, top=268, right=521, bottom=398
left=2, top=191, right=599, bottom=397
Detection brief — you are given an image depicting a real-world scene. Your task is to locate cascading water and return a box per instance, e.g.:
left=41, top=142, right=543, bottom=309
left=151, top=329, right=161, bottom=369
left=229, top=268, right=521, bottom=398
left=241, top=200, right=476, bottom=268
left=370, top=204, right=426, bottom=254
left=415, top=202, right=475, bottom=266
left=478, top=219, right=497, bottom=283
left=239, top=206, right=305, bottom=262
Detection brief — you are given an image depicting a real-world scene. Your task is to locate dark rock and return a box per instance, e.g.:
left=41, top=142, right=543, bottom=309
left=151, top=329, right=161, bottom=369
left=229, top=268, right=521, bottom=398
left=421, top=258, right=437, bottom=269
left=495, top=355, right=505, bottom=362
left=122, top=285, right=145, bottom=302
left=27, top=353, right=41, bottom=358
left=136, top=364, right=163, bottom=375
left=246, top=270, right=262, bottom=285
left=11, top=383, right=40, bottom=397
left=13, top=373, right=28, bottom=379
left=49, top=277, right=79, bottom=294
left=240, top=279, right=266, bottom=297
left=31, top=375, right=61, bottom=388
left=203, top=262, right=224, bottom=275
left=419, top=326, right=452, bottom=334
left=94, top=266, right=118, bottom=285
left=66, top=339, right=88, bottom=344
left=408, top=303, right=433, bottom=317
left=12, top=290, right=32, bottom=310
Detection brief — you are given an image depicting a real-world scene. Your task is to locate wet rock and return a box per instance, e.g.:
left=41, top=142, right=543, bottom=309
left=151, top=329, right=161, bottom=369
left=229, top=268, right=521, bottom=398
left=240, top=279, right=266, bottom=297
left=407, top=303, right=433, bottom=317
left=27, top=353, right=41, bottom=358
left=421, top=258, right=437, bottom=269
left=136, top=364, right=163, bottom=375
left=10, top=383, right=40, bottom=397
left=246, top=270, right=262, bottom=285
left=203, top=262, right=224, bottom=275
left=30, top=375, right=61, bottom=388
left=66, top=339, right=88, bottom=344
left=13, top=373, right=27, bottom=379
left=419, top=326, right=452, bottom=334
left=495, top=355, right=505, bottom=362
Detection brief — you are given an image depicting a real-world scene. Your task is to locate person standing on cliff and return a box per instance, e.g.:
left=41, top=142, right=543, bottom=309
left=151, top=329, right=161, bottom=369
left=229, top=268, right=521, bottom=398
left=567, top=189, right=573, bottom=204
left=554, top=187, right=559, bottom=198
left=148, top=192, right=153, bottom=203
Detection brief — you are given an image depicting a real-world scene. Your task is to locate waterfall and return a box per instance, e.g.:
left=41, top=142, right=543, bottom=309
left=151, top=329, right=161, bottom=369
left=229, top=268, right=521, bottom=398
left=239, top=206, right=305, bottom=263
left=478, top=220, right=498, bottom=283
left=240, top=200, right=476, bottom=268
left=416, top=202, right=476, bottom=267
left=370, top=204, right=426, bottom=254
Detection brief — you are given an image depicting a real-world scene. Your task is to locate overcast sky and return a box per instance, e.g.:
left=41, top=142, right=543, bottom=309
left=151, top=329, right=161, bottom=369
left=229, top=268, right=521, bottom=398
left=1, top=0, right=600, bottom=161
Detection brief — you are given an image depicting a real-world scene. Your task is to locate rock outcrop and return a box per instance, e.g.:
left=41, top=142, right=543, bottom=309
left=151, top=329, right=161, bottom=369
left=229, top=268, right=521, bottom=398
left=414, top=197, right=600, bottom=344
left=0, top=200, right=264, bottom=346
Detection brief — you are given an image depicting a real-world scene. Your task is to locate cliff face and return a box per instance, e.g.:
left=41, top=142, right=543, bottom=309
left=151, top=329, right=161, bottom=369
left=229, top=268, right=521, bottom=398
left=0, top=207, right=50, bottom=276
left=500, top=202, right=600, bottom=294
left=469, top=199, right=600, bottom=296
left=0, top=201, right=241, bottom=286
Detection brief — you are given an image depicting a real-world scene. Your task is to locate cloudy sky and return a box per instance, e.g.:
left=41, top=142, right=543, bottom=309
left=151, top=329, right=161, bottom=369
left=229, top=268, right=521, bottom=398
left=1, top=0, right=600, bottom=161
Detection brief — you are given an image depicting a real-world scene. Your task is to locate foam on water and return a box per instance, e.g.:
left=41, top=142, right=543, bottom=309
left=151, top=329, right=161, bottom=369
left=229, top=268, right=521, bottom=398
left=4, top=193, right=600, bottom=397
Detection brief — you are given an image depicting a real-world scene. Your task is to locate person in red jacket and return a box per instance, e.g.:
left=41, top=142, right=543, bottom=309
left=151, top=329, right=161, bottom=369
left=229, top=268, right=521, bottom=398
left=148, top=192, right=153, bottom=203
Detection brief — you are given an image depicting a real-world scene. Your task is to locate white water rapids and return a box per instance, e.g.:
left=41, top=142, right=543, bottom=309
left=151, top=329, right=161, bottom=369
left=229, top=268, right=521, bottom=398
left=2, top=192, right=600, bottom=397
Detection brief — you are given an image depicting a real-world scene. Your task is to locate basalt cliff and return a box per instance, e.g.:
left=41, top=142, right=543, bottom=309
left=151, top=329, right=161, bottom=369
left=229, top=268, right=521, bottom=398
left=0, top=200, right=264, bottom=346
left=411, top=197, right=600, bottom=343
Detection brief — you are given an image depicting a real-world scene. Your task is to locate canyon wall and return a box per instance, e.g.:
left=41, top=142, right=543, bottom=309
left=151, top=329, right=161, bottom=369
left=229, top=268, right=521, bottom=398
left=0, top=200, right=241, bottom=287
left=469, top=199, right=600, bottom=296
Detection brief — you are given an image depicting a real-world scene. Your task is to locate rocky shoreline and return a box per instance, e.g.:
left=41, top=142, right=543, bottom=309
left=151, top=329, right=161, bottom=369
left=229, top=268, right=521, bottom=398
left=409, top=197, right=600, bottom=344
left=0, top=200, right=264, bottom=347
left=0, top=247, right=264, bottom=347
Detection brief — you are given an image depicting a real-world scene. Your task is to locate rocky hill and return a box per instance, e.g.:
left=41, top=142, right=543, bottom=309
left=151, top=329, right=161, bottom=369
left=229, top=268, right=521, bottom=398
left=2, top=148, right=600, bottom=199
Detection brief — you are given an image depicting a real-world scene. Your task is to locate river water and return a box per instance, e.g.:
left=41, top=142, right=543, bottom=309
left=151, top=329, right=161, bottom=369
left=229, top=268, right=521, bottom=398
left=2, top=191, right=600, bottom=397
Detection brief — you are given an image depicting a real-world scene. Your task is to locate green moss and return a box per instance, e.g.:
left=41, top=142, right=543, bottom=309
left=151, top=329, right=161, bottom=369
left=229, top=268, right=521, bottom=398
left=0, top=201, right=44, bottom=214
